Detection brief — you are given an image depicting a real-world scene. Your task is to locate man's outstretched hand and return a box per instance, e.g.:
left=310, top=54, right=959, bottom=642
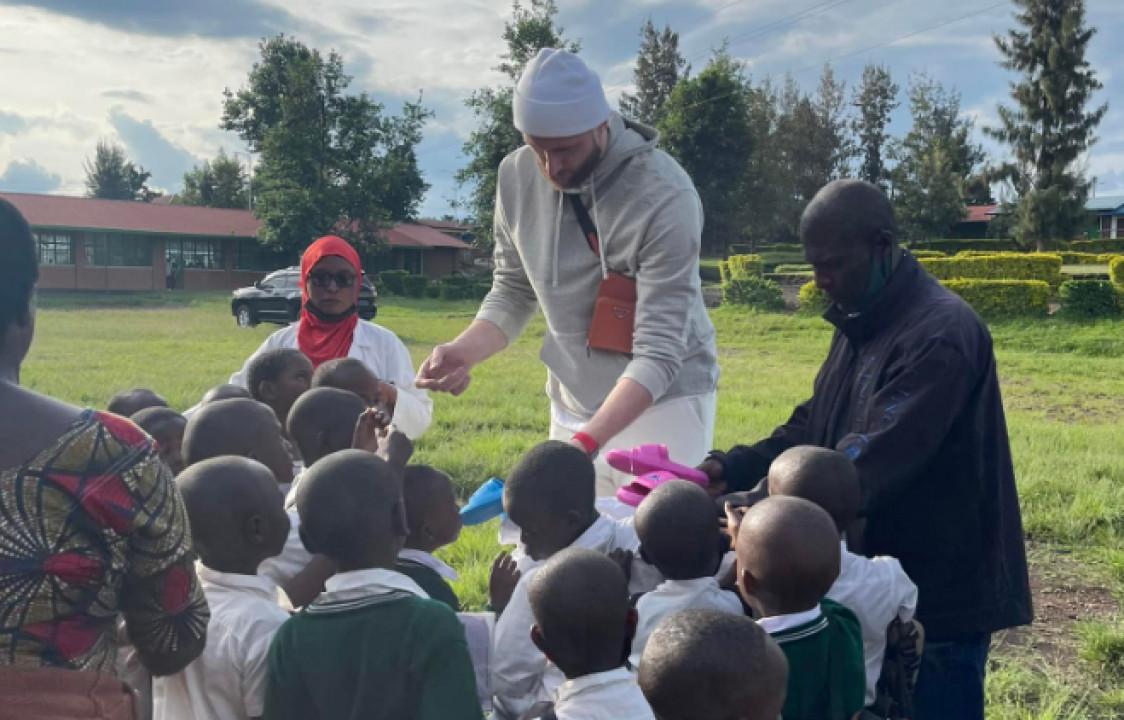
left=415, top=342, right=473, bottom=396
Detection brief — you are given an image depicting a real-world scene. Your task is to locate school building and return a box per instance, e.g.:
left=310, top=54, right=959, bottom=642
left=0, top=191, right=473, bottom=292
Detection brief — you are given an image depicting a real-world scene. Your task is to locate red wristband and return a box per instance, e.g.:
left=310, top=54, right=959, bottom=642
left=571, top=432, right=599, bottom=456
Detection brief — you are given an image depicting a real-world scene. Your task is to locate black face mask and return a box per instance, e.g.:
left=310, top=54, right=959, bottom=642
left=305, top=301, right=357, bottom=323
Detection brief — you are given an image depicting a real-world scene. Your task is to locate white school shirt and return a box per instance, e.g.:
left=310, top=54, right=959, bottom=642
left=153, top=567, right=289, bottom=720
left=398, top=548, right=459, bottom=580
left=628, top=576, right=743, bottom=667
left=258, top=509, right=313, bottom=599
left=228, top=320, right=433, bottom=439
left=553, top=667, right=655, bottom=720
left=491, top=515, right=642, bottom=720
left=826, top=542, right=919, bottom=705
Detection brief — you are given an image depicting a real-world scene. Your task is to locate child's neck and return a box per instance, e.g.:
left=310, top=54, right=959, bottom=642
left=760, top=600, right=820, bottom=620
left=204, top=556, right=265, bottom=576
left=403, top=538, right=439, bottom=554
left=336, top=553, right=398, bottom=574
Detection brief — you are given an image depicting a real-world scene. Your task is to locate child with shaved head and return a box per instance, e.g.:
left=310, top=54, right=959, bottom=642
left=107, top=387, right=167, bottom=417
left=491, top=441, right=645, bottom=720
left=312, top=356, right=387, bottom=410
left=736, top=496, right=865, bottom=720
left=132, top=406, right=187, bottom=476
left=628, top=481, right=742, bottom=667
left=769, top=446, right=918, bottom=708
left=395, top=465, right=463, bottom=611
left=201, top=383, right=253, bottom=404
left=264, top=450, right=482, bottom=720
left=639, top=609, right=789, bottom=720
left=523, top=548, right=654, bottom=720
left=247, top=347, right=313, bottom=476
left=154, top=457, right=291, bottom=720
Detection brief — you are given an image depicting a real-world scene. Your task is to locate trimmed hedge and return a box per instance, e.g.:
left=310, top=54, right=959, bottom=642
left=1058, top=280, right=1121, bottom=319
left=774, top=263, right=812, bottom=273
left=722, top=275, right=784, bottom=311
left=908, top=249, right=947, bottom=259
left=908, top=238, right=1020, bottom=254
left=942, top=279, right=1050, bottom=317
left=1109, top=256, right=1124, bottom=287
left=402, top=274, right=429, bottom=298
left=797, top=281, right=829, bottom=315
left=719, top=254, right=763, bottom=283
left=377, top=270, right=409, bottom=295
left=699, top=262, right=722, bottom=284
left=919, top=254, right=1063, bottom=286
left=1070, top=238, right=1124, bottom=253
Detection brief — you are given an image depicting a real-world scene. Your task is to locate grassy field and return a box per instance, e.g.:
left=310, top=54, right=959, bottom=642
left=25, top=291, right=1124, bottom=717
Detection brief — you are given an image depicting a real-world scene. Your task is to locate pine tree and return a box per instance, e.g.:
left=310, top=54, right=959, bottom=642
left=851, top=64, right=899, bottom=188
left=619, top=20, right=688, bottom=126
left=813, top=65, right=853, bottom=181
left=455, top=0, right=577, bottom=250
left=987, top=0, right=1106, bottom=249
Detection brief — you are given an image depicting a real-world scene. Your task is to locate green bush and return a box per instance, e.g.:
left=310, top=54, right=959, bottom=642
left=1058, top=251, right=1108, bottom=265
left=1098, top=253, right=1122, bottom=265
left=908, top=249, right=947, bottom=259
left=436, top=279, right=492, bottom=301
left=699, top=261, right=722, bottom=283
left=1058, top=280, right=1121, bottom=319
left=377, top=270, right=409, bottom=295
left=424, top=282, right=441, bottom=299
left=719, top=254, right=763, bottom=283
left=1111, top=257, right=1124, bottom=287
left=766, top=272, right=814, bottom=285
left=402, top=274, right=429, bottom=298
left=722, top=275, right=784, bottom=311
left=1070, top=238, right=1124, bottom=253
left=908, top=238, right=1019, bottom=254
left=920, top=254, right=1063, bottom=286
left=774, top=263, right=812, bottom=272
left=941, top=279, right=1050, bottom=317
left=797, top=281, right=829, bottom=315
left=474, top=283, right=492, bottom=300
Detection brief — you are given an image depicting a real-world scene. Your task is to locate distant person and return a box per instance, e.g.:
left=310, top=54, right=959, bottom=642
left=638, top=609, right=789, bottom=720
left=153, top=457, right=290, bottom=720
left=417, top=48, right=718, bottom=494
left=107, top=387, right=168, bottom=417
left=0, top=198, right=207, bottom=714
left=628, top=481, right=741, bottom=668
left=264, top=451, right=482, bottom=720
left=131, top=406, right=188, bottom=476
left=703, top=180, right=1031, bottom=720
left=396, top=465, right=464, bottom=612
left=735, top=496, right=865, bottom=720
left=523, top=548, right=654, bottom=720
left=230, top=235, right=432, bottom=439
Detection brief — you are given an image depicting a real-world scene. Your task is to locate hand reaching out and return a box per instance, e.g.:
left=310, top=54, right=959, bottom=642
left=351, top=407, right=389, bottom=454
left=489, top=552, right=521, bottom=616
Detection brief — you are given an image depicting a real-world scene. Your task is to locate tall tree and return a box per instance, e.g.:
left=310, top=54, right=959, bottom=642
left=891, top=75, right=987, bottom=241
left=851, top=64, right=899, bottom=188
left=222, top=35, right=430, bottom=254
left=658, top=48, right=753, bottom=255
left=456, top=0, right=577, bottom=250
left=986, top=0, right=1106, bottom=249
left=742, top=78, right=789, bottom=244
left=813, top=64, right=854, bottom=181
left=178, top=150, right=249, bottom=209
left=619, top=20, right=688, bottom=126
left=83, top=140, right=157, bottom=201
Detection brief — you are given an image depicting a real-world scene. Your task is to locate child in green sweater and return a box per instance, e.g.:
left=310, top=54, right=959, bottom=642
left=735, top=496, right=866, bottom=720
left=263, top=449, right=483, bottom=720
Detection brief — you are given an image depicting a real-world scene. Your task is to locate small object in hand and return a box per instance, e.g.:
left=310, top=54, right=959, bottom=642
left=460, top=477, right=505, bottom=526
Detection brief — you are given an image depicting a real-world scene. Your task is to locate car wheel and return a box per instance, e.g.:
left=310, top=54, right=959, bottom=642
left=235, top=303, right=257, bottom=328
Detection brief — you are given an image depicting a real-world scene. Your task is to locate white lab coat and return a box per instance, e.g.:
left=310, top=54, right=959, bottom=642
left=229, top=321, right=433, bottom=439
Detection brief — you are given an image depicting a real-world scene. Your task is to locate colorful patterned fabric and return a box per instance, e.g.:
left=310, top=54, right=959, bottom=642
left=0, top=410, right=208, bottom=673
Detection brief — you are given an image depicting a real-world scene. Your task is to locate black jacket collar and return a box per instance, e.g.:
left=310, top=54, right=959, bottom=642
left=824, top=252, right=923, bottom=345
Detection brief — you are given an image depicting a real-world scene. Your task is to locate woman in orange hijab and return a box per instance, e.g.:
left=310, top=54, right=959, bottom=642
left=228, top=236, right=433, bottom=440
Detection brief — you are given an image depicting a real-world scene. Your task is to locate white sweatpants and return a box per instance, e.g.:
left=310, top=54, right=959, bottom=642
left=549, top=392, right=717, bottom=497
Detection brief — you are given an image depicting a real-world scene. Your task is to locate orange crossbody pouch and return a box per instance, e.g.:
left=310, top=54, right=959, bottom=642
left=567, top=193, right=637, bottom=355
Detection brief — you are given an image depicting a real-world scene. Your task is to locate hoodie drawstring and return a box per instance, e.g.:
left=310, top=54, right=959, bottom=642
left=552, top=191, right=563, bottom=288
left=590, top=175, right=608, bottom=280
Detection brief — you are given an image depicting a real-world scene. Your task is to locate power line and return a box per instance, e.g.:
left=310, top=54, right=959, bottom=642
left=678, top=0, right=1010, bottom=113
left=689, top=0, right=858, bottom=63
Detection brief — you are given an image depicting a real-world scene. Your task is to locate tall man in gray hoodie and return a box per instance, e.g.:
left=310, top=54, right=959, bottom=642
left=417, top=48, right=719, bottom=494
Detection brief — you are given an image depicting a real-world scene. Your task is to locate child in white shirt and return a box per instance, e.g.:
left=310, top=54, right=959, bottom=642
left=768, top=445, right=919, bottom=706
left=628, top=480, right=742, bottom=668
left=154, top=457, right=291, bottom=720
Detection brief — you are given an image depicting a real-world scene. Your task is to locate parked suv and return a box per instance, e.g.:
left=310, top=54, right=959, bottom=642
left=231, top=267, right=378, bottom=327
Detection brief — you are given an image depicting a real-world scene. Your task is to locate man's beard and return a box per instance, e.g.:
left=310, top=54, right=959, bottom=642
left=545, top=141, right=604, bottom=191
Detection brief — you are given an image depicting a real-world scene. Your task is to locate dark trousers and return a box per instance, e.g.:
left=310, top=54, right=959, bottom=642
left=913, top=633, right=991, bottom=720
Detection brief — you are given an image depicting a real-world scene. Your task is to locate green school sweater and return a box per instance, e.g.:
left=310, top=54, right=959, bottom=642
left=768, top=599, right=866, bottom=720
left=395, top=559, right=461, bottom=612
left=264, top=590, right=482, bottom=720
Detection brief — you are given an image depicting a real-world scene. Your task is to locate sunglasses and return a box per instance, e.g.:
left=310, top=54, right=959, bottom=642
left=307, top=270, right=356, bottom=289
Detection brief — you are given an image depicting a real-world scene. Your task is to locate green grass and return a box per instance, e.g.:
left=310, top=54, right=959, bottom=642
left=22, top=291, right=1124, bottom=716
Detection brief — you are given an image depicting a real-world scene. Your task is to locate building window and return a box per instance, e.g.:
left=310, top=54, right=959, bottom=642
left=34, top=232, right=74, bottom=265
left=178, top=238, right=225, bottom=270
left=234, top=238, right=293, bottom=271
left=85, top=233, right=152, bottom=267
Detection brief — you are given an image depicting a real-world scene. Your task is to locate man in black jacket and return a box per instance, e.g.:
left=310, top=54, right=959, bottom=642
left=705, top=180, right=1032, bottom=720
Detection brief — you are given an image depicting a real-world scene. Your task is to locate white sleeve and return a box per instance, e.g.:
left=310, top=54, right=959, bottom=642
left=885, top=557, right=919, bottom=622
left=491, top=574, right=547, bottom=720
left=383, top=332, right=433, bottom=440
left=239, top=614, right=285, bottom=718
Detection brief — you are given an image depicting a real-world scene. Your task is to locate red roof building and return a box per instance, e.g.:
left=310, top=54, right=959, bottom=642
left=0, top=191, right=471, bottom=291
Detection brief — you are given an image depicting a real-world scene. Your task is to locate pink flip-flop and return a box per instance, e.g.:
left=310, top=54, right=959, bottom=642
left=616, top=469, right=701, bottom=508
left=605, top=444, right=708, bottom=485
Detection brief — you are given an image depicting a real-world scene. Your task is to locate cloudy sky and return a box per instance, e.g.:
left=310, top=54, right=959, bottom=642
left=0, top=0, right=1120, bottom=218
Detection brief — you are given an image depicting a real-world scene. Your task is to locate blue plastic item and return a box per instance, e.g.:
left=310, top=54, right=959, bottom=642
left=460, top=477, right=505, bottom=525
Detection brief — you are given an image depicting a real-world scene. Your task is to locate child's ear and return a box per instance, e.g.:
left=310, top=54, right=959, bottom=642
left=638, top=545, right=653, bottom=566
left=737, top=566, right=758, bottom=606
left=246, top=513, right=266, bottom=545
left=259, top=380, right=277, bottom=402
left=530, top=625, right=552, bottom=661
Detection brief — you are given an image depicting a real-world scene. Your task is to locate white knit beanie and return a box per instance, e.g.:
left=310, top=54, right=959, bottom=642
left=513, top=48, right=611, bottom=138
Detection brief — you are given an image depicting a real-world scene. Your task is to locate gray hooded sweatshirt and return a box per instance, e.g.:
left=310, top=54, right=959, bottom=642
left=476, top=113, right=719, bottom=417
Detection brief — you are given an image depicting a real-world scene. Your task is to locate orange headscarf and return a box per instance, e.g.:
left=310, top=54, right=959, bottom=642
left=297, top=235, right=361, bottom=369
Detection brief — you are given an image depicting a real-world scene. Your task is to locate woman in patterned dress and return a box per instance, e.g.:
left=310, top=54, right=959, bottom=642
left=0, top=199, right=208, bottom=716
